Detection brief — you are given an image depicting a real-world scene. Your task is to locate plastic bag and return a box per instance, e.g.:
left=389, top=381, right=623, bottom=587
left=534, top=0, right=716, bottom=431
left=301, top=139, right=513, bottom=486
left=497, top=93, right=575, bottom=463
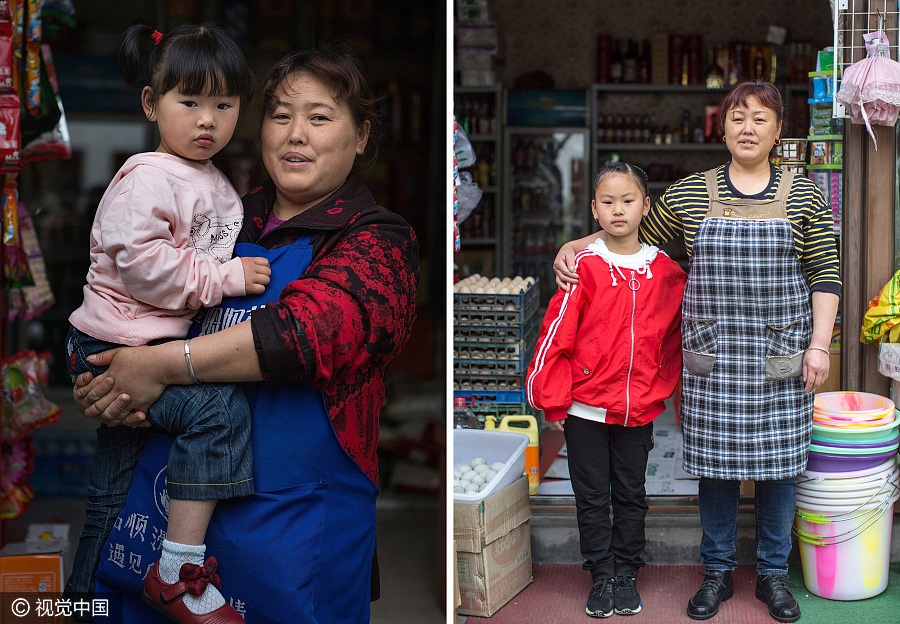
left=455, top=171, right=482, bottom=225
left=861, top=268, right=900, bottom=343
left=455, top=124, right=476, bottom=169
left=877, top=342, right=900, bottom=380
left=1, top=349, right=60, bottom=444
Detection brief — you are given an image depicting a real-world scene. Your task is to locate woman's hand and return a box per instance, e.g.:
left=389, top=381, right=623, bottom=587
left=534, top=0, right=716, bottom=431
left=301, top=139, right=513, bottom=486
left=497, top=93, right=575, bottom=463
left=802, top=349, right=830, bottom=393
left=73, top=343, right=177, bottom=425
left=553, top=244, right=580, bottom=292
left=549, top=418, right=565, bottom=432
left=74, top=371, right=149, bottom=427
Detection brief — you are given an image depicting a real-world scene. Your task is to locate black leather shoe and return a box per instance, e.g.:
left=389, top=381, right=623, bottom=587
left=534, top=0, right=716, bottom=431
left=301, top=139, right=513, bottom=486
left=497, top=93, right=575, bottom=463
left=755, top=573, right=800, bottom=623
left=687, top=569, right=733, bottom=620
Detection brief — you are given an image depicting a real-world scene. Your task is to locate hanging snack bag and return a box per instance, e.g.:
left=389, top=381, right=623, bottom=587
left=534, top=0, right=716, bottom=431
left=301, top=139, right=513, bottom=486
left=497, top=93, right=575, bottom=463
left=15, top=203, right=54, bottom=317
left=1, top=349, right=61, bottom=444
left=23, top=0, right=39, bottom=113
left=0, top=0, right=13, bottom=93
left=0, top=94, right=22, bottom=172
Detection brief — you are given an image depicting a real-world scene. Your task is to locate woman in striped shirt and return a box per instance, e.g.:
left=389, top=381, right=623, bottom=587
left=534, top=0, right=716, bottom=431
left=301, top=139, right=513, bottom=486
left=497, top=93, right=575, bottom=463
left=555, top=81, right=839, bottom=623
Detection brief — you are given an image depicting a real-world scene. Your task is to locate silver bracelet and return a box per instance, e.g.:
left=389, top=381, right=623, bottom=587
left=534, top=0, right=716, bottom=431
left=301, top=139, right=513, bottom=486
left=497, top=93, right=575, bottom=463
left=183, top=339, right=201, bottom=384
left=806, top=346, right=830, bottom=355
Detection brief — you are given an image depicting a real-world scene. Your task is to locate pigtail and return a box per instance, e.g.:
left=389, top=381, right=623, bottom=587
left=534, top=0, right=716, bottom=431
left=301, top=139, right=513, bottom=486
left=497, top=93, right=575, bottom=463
left=118, top=24, right=155, bottom=88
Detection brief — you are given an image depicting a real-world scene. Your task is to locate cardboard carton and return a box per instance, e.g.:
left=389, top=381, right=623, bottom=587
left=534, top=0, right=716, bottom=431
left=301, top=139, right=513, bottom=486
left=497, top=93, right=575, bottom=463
left=454, top=475, right=532, bottom=617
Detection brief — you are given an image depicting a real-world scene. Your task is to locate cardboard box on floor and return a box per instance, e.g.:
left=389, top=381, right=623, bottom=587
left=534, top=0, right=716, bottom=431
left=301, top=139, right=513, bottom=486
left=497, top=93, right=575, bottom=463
left=454, top=475, right=533, bottom=617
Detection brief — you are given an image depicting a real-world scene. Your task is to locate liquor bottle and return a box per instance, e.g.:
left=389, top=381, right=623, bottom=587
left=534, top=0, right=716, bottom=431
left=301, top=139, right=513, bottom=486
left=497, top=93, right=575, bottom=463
left=693, top=116, right=705, bottom=143
left=623, top=113, right=634, bottom=142
left=596, top=34, right=612, bottom=83
left=614, top=113, right=625, bottom=142
left=610, top=39, right=624, bottom=83
left=623, top=39, right=638, bottom=83
left=681, top=110, right=691, bottom=143
left=705, top=45, right=726, bottom=90
left=753, top=46, right=767, bottom=81
left=638, top=40, right=652, bottom=83
left=641, top=114, right=652, bottom=143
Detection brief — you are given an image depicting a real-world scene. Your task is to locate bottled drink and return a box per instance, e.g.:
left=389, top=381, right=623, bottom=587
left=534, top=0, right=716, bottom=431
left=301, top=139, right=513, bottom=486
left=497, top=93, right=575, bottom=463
left=638, top=40, right=651, bottom=83
left=623, top=39, right=638, bottom=83
left=610, top=39, right=624, bottom=83
left=453, top=397, right=480, bottom=429
left=681, top=110, right=691, bottom=144
left=614, top=114, right=625, bottom=142
left=705, top=46, right=726, bottom=89
left=641, top=114, right=652, bottom=143
left=596, top=34, right=612, bottom=83
left=623, top=113, right=634, bottom=142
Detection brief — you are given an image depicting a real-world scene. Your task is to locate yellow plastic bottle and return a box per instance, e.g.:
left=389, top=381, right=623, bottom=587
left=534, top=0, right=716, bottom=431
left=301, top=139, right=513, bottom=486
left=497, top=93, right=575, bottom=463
left=485, top=414, right=540, bottom=495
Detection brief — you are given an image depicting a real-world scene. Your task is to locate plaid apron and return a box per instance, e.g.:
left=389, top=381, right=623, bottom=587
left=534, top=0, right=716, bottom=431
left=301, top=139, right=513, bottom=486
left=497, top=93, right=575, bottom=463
left=681, top=168, right=813, bottom=480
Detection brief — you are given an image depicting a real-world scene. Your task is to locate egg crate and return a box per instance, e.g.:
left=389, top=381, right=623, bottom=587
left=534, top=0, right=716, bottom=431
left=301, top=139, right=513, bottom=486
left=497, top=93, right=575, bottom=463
left=453, top=297, right=539, bottom=326
left=454, top=277, right=540, bottom=311
left=453, top=371, right=525, bottom=394
left=454, top=388, right=528, bottom=403
left=472, top=402, right=534, bottom=427
left=454, top=312, right=539, bottom=341
left=453, top=336, right=537, bottom=375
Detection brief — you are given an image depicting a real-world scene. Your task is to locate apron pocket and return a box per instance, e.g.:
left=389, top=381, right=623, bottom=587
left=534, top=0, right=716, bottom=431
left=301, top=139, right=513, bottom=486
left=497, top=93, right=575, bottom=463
left=682, top=317, right=717, bottom=377
left=765, top=319, right=807, bottom=380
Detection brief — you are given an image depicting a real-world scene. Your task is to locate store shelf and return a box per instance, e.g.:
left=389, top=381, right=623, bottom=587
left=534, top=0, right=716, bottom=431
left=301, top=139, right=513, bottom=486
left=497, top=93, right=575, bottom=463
left=592, top=83, right=728, bottom=93
left=468, top=133, right=499, bottom=141
left=462, top=237, right=499, bottom=245
left=807, top=164, right=842, bottom=170
left=595, top=143, right=728, bottom=152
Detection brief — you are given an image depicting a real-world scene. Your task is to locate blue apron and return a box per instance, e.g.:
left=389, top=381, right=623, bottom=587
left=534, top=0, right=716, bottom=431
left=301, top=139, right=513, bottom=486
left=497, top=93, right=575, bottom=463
left=94, top=237, right=379, bottom=624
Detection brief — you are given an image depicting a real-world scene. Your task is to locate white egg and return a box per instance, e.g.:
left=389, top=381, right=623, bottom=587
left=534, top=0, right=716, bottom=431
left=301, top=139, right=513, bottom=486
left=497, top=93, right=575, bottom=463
left=490, top=462, right=505, bottom=472
left=478, top=483, right=488, bottom=491
left=457, top=464, right=468, bottom=472
left=505, top=303, right=516, bottom=311
left=462, top=470, right=478, bottom=481
left=471, top=474, right=485, bottom=486
left=464, top=483, right=479, bottom=493
left=459, top=284, right=472, bottom=293
left=473, top=464, right=489, bottom=473
left=489, top=277, right=501, bottom=286
left=459, top=479, right=471, bottom=488
left=477, top=277, right=489, bottom=285
left=454, top=486, right=464, bottom=493
left=470, top=458, right=486, bottom=467
left=499, top=287, right=510, bottom=294
left=512, top=285, right=525, bottom=294
left=470, top=273, right=481, bottom=281
left=525, top=276, right=535, bottom=285
left=484, top=470, right=497, bottom=482
left=483, top=286, right=495, bottom=294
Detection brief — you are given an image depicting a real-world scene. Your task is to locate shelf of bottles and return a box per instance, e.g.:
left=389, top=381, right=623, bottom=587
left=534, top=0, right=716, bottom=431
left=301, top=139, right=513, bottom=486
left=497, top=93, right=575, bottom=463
left=503, top=127, right=590, bottom=305
left=455, top=86, right=503, bottom=262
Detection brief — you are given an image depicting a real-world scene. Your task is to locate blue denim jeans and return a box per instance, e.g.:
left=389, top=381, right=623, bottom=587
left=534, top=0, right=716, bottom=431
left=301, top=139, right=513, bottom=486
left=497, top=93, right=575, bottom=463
left=63, top=326, right=254, bottom=599
left=698, top=477, right=797, bottom=575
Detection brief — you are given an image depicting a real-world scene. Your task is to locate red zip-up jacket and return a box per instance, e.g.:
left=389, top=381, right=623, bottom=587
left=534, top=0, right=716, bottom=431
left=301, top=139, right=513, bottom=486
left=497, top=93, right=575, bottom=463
left=239, top=175, right=418, bottom=485
left=527, top=245, right=686, bottom=426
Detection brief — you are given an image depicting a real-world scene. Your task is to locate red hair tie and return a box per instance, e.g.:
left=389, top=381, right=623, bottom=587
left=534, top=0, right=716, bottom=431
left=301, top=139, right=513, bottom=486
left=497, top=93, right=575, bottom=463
left=151, top=30, right=163, bottom=45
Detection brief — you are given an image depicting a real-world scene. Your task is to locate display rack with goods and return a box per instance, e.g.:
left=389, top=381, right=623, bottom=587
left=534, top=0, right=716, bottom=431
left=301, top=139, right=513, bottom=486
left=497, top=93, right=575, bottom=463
left=455, top=85, right=503, bottom=276
left=453, top=276, right=540, bottom=427
left=504, top=127, right=590, bottom=305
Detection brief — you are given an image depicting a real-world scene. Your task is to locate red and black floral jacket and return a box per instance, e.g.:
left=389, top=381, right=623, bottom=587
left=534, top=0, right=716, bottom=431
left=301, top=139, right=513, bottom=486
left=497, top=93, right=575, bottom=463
left=239, top=174, right=419, bottom=485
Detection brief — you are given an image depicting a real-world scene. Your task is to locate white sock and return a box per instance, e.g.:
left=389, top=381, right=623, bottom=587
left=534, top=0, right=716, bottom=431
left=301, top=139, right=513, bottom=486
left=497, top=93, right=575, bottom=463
left=159, top=539, right=226, bottom=615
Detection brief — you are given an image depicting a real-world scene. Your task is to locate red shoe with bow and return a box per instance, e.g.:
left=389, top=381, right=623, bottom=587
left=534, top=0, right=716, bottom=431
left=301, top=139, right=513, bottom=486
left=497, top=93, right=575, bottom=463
left=143, top=557, right=243, bottom=623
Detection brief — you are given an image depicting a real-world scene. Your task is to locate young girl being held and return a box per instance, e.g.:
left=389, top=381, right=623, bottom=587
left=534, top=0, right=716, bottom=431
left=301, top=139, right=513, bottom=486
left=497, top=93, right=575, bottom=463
left=527, top=163, right=687, bottom=618
left=65, top=24, right=264, bottom=624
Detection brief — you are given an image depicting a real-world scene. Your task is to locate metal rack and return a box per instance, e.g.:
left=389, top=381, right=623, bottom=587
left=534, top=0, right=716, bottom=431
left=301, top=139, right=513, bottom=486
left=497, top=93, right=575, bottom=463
left=833, top=0, right=900, bottom=117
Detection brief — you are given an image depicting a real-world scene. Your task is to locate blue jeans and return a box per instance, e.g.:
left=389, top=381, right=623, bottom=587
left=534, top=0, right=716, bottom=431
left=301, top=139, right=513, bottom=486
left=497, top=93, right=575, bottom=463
left=63, top=327, right=254, bottom=599
left=698, top=477, right=797, bottom=575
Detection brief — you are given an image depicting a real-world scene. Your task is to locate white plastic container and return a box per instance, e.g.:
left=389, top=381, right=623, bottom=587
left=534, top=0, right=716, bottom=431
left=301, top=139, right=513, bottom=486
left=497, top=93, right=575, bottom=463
left=454, top=428, right=528, bottom=505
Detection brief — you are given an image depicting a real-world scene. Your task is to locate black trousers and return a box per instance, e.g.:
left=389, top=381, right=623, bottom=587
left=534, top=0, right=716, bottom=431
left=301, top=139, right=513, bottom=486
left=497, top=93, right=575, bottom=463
left=564, top=415, right=654, bottom=581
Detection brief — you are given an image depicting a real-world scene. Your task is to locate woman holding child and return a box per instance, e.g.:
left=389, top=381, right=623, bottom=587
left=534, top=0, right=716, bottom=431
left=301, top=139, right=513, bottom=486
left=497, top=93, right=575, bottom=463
left=71, top=46, right=418, bottom=624
left=555, top=81, right=840, bottom=623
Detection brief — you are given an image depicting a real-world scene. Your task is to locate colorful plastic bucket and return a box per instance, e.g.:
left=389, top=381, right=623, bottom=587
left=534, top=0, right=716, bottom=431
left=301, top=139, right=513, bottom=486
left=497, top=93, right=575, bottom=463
left=795, top=482, right=899, bottom=599
left=814, top=392, right=895, bottom=417
left=801, top=456, right=897, bottom=483
left=808, top=440, right=900, bottom=456
left=812, top=426, right=900, bottom=446
left=806, top=451, right=897, bottom=473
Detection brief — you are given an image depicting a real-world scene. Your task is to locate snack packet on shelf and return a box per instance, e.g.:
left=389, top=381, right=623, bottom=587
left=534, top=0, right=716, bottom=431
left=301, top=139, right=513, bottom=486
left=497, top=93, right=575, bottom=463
left=1, top=349, right=60, bottom=444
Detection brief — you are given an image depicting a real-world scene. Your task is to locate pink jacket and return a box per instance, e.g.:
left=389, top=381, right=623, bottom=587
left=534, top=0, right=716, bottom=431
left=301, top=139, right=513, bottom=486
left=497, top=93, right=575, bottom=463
left=69, top=152, right=246, bottom=346
left=527, top=242, right=687, bottom=427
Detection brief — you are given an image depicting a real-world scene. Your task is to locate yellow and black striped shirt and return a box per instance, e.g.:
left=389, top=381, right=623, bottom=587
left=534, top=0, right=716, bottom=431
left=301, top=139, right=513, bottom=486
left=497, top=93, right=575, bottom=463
left=639, top=163, right=841, bottom=295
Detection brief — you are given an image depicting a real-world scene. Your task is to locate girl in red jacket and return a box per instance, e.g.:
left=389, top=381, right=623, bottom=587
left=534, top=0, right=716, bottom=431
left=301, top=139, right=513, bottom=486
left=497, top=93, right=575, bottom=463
left=527, top=162, right=686, bottom=618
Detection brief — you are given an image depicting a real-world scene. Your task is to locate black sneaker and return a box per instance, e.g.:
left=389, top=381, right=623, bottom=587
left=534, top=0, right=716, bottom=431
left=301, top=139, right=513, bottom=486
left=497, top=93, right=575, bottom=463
left=614, top=574, right=642, bottom=615
left=755, top=573, right=800, bottom=623
left=586, top=578, right=615, bottom=618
